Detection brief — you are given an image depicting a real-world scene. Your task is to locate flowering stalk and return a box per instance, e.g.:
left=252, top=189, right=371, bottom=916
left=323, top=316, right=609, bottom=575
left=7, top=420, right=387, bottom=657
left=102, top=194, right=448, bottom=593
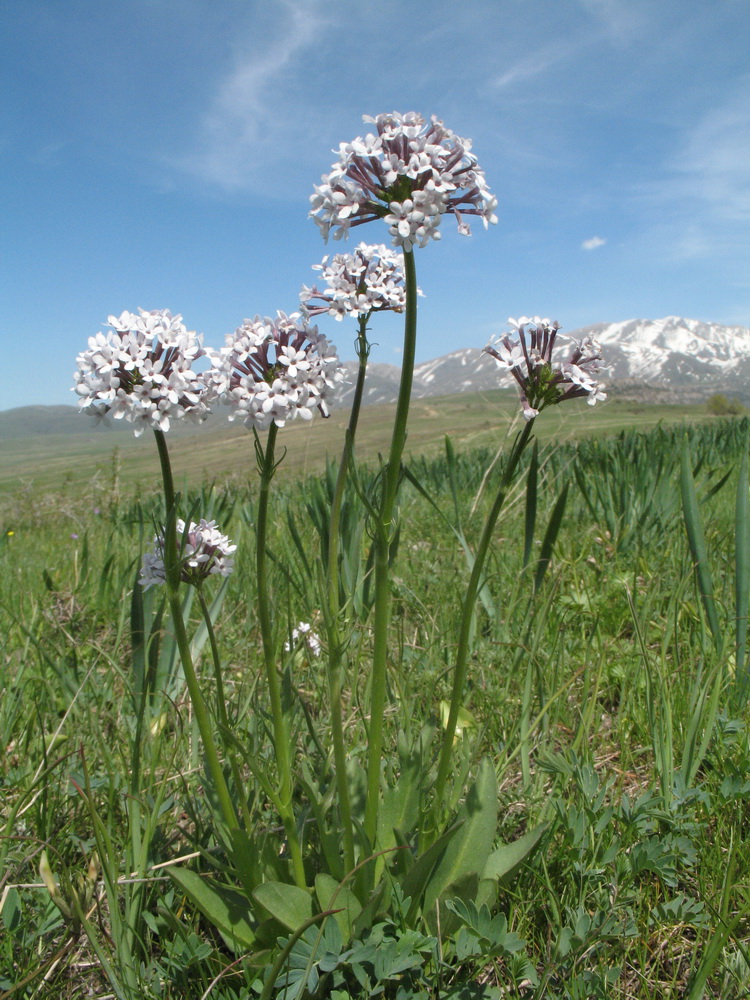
left=255, top=423, right=306, bottom=888
left=197, top=585, right=255, bottom=834
left=310, top=113, right=496, bottom=853
left=433, top=317, right=606, bottom=825
left=324, top=314, right=370, bottom=875
left=152, top=428, right=240, bottom=836
left=363, top=248, right=418, bottom=845
left=432, top=419, right=534, bottom=822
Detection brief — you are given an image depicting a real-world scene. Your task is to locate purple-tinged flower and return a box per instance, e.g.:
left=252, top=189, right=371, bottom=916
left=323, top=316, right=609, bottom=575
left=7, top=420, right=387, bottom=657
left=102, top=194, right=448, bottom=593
left=73, top=309, right=211, bottom=436
left=310, top=112, right=497, bottom=251
left=300, top=242, right=421, bottom=321
left=485, top=317, right=607, bottom=421
left=204, top=312, right=345, bottom=430
left=140, top=518, right=236, bottom=590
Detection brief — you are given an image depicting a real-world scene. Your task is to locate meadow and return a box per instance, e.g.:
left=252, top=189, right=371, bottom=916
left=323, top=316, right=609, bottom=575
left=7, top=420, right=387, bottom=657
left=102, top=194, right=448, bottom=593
left=2, top=404, right=750, bottom=999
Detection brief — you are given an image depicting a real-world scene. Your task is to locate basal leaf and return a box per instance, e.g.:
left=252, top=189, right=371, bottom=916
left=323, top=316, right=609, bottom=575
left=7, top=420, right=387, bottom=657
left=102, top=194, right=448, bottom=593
left=168, top=868, right=256, bottom=950
left=253, top=880, right=313, bottom=932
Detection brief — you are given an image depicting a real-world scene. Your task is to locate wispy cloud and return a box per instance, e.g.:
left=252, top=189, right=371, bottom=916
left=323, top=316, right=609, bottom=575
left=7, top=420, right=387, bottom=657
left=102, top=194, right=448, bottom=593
left=490, top=39, right=579, bottom=90
left=676, top=84, right=750, bottom=223
left=575, top=0, right=649, bottom=45
left=582, top=236, right=606, bottom=250
left=178, top=1, right=327, bottom=190
left=638, top=78, right=750, bottom=260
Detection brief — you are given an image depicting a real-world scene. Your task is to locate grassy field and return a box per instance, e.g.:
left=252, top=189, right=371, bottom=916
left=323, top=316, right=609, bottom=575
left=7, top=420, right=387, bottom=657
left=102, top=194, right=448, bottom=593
left=2, top=406, right=750, bottom=999
left=0, top=393, right=716, bottom=497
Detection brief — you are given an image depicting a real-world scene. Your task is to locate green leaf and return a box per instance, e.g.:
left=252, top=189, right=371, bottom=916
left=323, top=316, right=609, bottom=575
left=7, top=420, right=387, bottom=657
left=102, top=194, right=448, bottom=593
left=534, top=481, right=569, bottom=593
left=523, top=440, right=539, bottom=570
left=439, top=701, right=477, bottom=742
left=167, top=868, right=256, bottom=950
left=252, top=880, right=313, bottom=932
left=401, top=821, right=464, bottom=924
left=314, top=873, right=362, bottom=943
left=680, top=435, right=722, bottom=651
left=736, top=436, right=750, bottom=704
left=422, top=757, right=498, bottom=914
left=482, top=822, right=549, bottom=885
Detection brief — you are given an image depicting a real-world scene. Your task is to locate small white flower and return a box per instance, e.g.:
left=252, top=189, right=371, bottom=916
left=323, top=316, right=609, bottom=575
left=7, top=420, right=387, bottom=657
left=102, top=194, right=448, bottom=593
left=73, top=309, right=211, bottom=436
left=139, top=519, right=236, bottom=590
left=485, top=318, right=607, bottom=420
left=284, top=621, right=322, bottom=657
left=310, top=112, right=497, bottom=250
left=204, top=312, right=345, bottom=430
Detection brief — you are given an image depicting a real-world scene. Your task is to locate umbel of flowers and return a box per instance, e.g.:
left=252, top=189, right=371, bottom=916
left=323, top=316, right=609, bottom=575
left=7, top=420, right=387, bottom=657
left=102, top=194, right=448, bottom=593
left=300, top=241, right=415, bottom=320
left=485, top=316, right=607, bottom=421
left=204, top=311, right=344, bottom=429
left=140, top=519, right=236, bottom=590
left=310, top=111, right=498, bottom=249
left=72, top=308, right=210, bottom=434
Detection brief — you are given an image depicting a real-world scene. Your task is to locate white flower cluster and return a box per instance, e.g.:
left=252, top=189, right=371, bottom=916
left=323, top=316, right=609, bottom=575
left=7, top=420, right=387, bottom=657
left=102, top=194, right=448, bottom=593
left=140, top=518, right=236, bottom=590
left=485, top=316, right=607, bottom=421
left=284, top=621, right=322, bottom=657
left=205, top=312, right=345, bottom=430
left=300, top=242, right=414, bottom=321
left=72, top=309, right=210, bottom=436
left=310, top=112, right=497, bottom=251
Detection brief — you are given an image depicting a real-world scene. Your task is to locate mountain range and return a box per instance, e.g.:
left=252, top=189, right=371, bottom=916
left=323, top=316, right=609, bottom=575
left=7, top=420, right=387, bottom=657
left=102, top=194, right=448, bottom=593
left=336, top=316, right=750, bottom=408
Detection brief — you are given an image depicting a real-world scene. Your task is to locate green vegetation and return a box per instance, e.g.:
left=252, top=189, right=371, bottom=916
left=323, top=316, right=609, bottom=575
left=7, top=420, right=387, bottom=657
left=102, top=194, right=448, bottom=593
left=706, top=393, right=745, bottom=417
left=3, top=414, right=750, bottom=999
left=0, top=394, right=718, bottom=495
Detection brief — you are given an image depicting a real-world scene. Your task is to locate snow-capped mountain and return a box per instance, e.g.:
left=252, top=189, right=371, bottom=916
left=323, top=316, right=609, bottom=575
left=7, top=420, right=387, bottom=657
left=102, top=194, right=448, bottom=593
left=576, top=317, right=750, bottom=385
left=335, top=317, right=750, bottom=407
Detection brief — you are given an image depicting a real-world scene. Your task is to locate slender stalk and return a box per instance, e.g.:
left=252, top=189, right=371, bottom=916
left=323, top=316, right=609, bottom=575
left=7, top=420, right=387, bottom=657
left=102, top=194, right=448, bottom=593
left=363, top=249, right=419, bottom=845
left=433, top=420, right=535, bottom=821
left=325, top=314, right=370, bottom=874
left=152, top=429, right=239, bottom=835
left=255, top=423, right=307, bottom=888
left=198, top=586, right=254, bottom=833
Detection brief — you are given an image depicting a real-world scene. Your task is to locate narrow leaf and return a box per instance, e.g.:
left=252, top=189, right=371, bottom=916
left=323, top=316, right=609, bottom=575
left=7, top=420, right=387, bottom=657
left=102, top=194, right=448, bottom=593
left=680, top=435, right=722, bottom=651
left=735, top=437, right=750, bottom=702
left=523, top=441, right=539, bottom=569
left=422, top=758, right=498, bottom=914
left=534, top=482, right=569, bottom=594
left=483, top=822, right=549, bottom=884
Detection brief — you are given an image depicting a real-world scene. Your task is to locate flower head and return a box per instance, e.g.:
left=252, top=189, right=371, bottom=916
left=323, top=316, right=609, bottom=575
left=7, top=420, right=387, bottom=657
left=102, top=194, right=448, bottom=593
left=284, top=621, right=322, bottom=658
left=73, top=309, right=210, bottom=435
left=140, top=519, right=236, bottom=590
left=485, top=317, right=607, bottom=421
left=310, top=112, right=497, bottom=251
left=204, top=312, right=345, bottom=430
left=300, top=242, right=419, bottom=321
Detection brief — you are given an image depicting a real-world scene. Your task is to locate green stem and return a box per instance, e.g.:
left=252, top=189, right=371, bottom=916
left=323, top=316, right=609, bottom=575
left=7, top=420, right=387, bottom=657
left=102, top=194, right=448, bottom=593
left=325, top=314, right=370, bottom=874
left=433, top=420, right=535, bottom=820
left=198, top=586, right=254, bottom=833
left=255, top=423, right=307, bottom=888
left=363, top=249, right=419, bottom=845
left=152, top=429, right=239, bottom=835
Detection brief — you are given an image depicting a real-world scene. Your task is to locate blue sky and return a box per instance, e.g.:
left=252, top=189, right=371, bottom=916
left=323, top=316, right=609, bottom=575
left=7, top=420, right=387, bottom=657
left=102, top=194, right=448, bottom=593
left=2, top=0, right=749, bottom=411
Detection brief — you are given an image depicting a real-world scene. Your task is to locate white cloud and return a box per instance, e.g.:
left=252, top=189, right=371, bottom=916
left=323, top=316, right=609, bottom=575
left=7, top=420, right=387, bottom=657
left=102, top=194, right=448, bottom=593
left=582, top=236, right=606, bottom=250
left=179, top=1, right=327, bottom=190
